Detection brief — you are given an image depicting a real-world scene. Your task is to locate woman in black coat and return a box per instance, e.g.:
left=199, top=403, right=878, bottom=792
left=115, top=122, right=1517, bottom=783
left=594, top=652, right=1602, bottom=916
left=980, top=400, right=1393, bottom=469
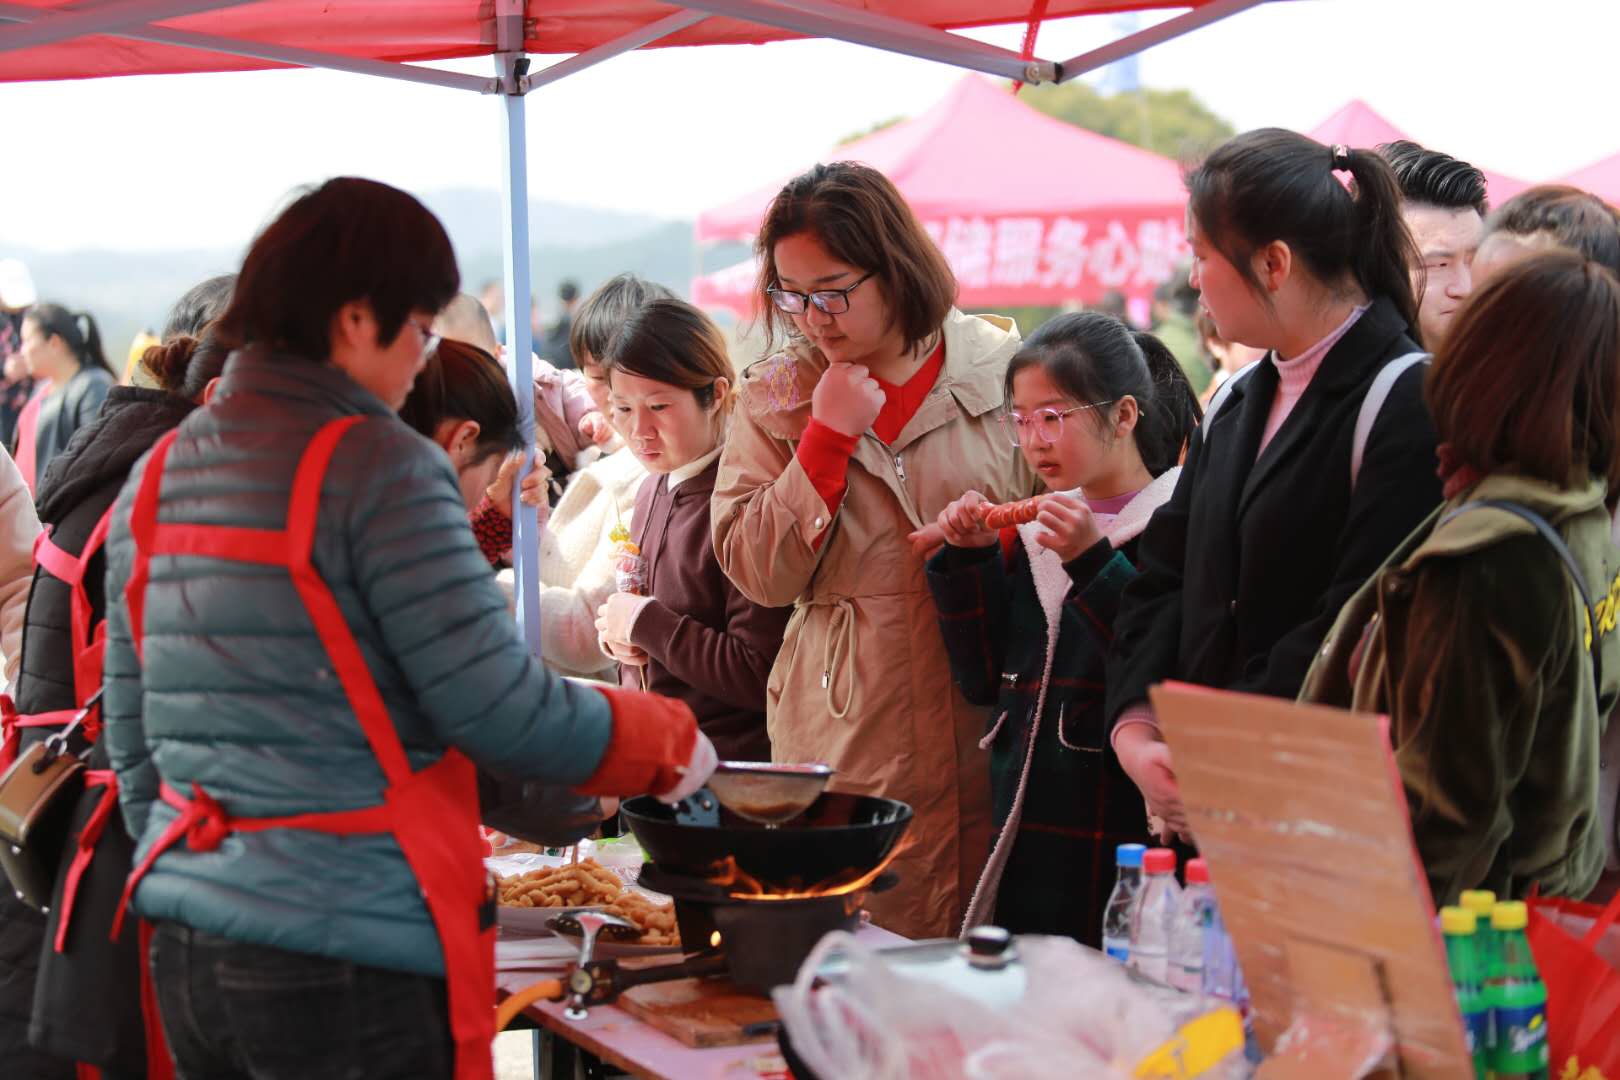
left=0, top=326, right=226, bottom=1080
left=1106, top=129, right=1444, bottom=840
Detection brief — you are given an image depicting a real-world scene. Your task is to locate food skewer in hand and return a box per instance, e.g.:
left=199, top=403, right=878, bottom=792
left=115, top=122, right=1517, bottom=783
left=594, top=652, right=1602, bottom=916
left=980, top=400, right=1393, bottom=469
left=977, top=496, right=1042, bottom=530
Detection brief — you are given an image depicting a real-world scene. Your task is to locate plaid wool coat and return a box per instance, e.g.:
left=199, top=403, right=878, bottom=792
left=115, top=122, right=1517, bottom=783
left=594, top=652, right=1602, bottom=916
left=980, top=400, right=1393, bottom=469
left=926, top=470, right=1178, bottom=944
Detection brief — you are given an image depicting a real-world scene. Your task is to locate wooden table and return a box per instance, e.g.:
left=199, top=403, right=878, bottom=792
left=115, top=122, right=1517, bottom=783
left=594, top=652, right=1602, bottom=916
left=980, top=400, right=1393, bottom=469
left=498, top=924, right=908, bottom=1080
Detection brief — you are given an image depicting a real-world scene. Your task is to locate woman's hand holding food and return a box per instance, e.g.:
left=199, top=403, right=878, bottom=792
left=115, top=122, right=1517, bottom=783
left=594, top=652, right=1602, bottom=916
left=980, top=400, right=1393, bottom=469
left=1033, top=493, right=1104, bottom=562
left=579, top=411, right=615, bottom=446
left=596, top=591, right=651, bottom=666
left=937, top=490, right=999, bottom=549
left=811, top=362, right=885, bottom=437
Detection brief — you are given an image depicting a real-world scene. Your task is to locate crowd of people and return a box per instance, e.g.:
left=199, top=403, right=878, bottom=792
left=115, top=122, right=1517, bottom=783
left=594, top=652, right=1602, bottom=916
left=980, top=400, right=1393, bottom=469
left=0, top=122, right=1615, bottom=1078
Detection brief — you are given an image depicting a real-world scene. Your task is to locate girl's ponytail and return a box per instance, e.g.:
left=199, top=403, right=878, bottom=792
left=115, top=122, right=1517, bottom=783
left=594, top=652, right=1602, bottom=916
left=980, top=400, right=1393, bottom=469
left=76, top=311, right=114, bottom=379
left=1187, top=129, right=1424, bottom=342
left=1130, top=331, right=1203, bottom=475
left=1339, top=146, right=1423, bottom=343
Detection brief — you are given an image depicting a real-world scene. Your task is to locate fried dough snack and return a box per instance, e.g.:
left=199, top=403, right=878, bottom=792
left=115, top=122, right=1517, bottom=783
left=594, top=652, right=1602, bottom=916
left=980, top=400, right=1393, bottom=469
left=979, top=496, right=1042, bottom=529
left=496, top=859, right=680, bottom=946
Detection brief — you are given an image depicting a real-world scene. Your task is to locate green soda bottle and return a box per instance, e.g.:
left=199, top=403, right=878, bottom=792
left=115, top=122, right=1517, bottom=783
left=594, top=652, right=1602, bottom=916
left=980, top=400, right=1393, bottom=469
left=1460, top=890, right=1499, bottom=1063
left=1441, top=907, right=1490, bottom=1079
left=1487, top=901, right=1548, bottom=1080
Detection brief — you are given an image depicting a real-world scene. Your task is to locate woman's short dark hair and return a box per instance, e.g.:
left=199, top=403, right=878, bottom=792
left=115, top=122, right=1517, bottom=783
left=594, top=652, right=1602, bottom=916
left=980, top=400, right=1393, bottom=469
left=1007, top=311, right=1202, bottom=477
left=1187, top=129, right=1422, bottom=342
left=216, top=178, right=458, bottom=362
left=25, top=302, right=115, bottom=379
left=568, top=273, right=676, bottom=368
left=142, top=322, right=231, bottom=400
left=600, top=298, right=734, bottom=413
left=754, top=162, right=955, bottom=356
left=1427, top=250, right=1620, bottom=499
left=1484, top=185, right=1620, bottom=278
left=162, top=274, right=236, bottom=341
left=398, top=339, right=522, bottom=461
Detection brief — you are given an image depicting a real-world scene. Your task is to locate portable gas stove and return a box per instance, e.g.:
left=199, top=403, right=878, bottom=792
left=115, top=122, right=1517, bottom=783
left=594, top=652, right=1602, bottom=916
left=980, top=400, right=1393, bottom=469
left=552, top=790, right=912, bottom=1018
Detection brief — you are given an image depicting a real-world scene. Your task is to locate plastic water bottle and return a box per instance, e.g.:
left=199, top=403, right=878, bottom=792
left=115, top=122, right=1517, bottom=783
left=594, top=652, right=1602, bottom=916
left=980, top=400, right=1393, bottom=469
left=1169, top=858, right=1214, bottom=993
left=1202, top=896, right=1250, bottom=1017
left=1129, top=848, right=1181, bottom=984
left=1441, top=906, right=1490, bottom=1079
left=1487, top=901, right=1549, bottom=1080
left=1102, top=843, right=1147, bottom=963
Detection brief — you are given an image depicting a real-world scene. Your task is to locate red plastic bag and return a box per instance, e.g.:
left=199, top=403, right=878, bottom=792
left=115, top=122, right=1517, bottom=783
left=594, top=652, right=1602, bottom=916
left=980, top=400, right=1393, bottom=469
left=1527, top=888, right=1620, bottom=1077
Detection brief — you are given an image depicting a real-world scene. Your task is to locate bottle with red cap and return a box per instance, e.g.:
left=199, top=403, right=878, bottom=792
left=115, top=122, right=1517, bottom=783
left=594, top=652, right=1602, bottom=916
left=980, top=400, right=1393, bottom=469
left=1129, top=847, right=1181, bottom=984
left=1168, top=858, right=1214, bottom=993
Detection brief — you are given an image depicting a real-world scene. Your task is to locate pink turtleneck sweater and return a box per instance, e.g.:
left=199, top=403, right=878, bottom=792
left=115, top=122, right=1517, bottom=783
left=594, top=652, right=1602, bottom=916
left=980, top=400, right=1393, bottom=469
left=1255, top=305, right=1366, bottom=457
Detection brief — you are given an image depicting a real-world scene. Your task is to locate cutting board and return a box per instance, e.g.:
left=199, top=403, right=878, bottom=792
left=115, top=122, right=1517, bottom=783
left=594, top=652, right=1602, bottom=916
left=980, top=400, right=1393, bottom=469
left=619, top=978, right=778, bottom=1048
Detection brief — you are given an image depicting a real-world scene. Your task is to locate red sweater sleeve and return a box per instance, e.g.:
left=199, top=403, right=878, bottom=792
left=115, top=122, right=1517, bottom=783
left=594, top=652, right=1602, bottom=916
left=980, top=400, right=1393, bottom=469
left=576, top=686, right=699, bottom=797
left=796, top=418, right=859, bottom=516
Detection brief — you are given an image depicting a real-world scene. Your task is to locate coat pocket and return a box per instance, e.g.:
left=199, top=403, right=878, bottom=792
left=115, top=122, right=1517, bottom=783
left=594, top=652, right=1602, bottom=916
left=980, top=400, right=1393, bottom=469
left=1055, top=694, right=1107, bottom=754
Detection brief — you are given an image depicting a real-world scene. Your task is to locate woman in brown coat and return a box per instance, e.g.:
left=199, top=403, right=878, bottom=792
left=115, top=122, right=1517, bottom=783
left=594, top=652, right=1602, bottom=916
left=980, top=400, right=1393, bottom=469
left=711, top=163, right=1036, bottom=938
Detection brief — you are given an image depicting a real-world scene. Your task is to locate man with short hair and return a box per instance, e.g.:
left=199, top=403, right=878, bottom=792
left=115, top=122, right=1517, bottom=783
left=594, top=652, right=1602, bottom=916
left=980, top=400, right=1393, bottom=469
left=1378, top=140, right=1488, bottom=347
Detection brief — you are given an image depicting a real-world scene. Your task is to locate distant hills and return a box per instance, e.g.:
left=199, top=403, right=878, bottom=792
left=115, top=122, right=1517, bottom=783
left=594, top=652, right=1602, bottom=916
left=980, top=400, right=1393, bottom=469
left=10, top=188, right=750, bottom=365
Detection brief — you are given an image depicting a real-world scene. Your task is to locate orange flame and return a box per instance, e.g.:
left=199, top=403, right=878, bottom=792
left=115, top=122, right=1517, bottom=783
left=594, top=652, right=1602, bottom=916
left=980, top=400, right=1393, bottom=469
left=703, top=838, right=911, bottom=901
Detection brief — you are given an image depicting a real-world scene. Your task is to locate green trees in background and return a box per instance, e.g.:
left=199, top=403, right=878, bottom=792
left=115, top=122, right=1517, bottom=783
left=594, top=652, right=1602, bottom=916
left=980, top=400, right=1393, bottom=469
left=1017, top=82, right=1235, bottom=163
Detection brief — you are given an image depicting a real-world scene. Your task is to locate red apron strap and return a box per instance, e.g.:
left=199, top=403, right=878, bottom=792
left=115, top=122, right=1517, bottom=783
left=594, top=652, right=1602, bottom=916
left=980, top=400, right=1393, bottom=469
left=138, top=919, right=176, bottom=1080
left=0, top=696, right=78, bottom=771
left=146, top=524, right=291, bottom=566
left=111, top=780, right=395, bottom=941
left=35, top=503, right=119, bottom=706
left=55, top=770, right=118, bottom=953
left=125, top=431, right=183, bottom=664
left=282, top=417, right=413, bottom=786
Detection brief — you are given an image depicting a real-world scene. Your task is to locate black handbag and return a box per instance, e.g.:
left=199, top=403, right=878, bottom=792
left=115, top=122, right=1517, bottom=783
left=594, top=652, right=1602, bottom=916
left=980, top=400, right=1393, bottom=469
left=0, top=692, right=99, bottom=910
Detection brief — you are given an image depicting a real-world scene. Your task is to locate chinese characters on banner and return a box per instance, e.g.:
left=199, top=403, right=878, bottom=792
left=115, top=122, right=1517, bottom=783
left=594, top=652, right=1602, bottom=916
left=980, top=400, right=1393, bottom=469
left=690, top=211, right=1188, bottom=317
left=924, top=212, right=1188, bottom=303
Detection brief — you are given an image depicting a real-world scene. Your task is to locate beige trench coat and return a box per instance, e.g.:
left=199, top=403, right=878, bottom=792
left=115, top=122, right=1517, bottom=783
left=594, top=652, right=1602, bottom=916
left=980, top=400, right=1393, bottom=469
left=712, top=309, right=1037, bottom=939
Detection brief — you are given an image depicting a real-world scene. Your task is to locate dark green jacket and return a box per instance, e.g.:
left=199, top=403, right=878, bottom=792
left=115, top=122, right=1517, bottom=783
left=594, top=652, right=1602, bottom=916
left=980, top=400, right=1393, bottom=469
left=102, top=350, right=616, bottom=977
left=1302, top=471, right=1620, bottom=905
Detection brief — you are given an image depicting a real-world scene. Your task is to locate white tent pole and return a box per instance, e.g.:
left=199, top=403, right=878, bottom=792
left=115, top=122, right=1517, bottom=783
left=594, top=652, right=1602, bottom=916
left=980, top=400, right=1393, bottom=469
left=0, top=2, right=499, bottom=93
left=677, top=0, right=1054, bottom=83
left=1053, top=0, right=1266, bottom=82
left=496, top=2, right=542, bottom=655
left=0, top=0, right=253, bottom=54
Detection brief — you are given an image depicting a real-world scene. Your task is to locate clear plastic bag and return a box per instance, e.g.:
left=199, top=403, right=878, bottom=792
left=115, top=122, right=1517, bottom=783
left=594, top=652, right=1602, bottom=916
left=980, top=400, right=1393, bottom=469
left=774, top=932, right=1244, bottom=1080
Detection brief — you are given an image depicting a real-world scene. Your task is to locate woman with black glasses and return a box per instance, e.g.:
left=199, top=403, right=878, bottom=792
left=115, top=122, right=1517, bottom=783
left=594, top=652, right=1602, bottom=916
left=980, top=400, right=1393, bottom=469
left=711, top=162, right=1036, bottom=940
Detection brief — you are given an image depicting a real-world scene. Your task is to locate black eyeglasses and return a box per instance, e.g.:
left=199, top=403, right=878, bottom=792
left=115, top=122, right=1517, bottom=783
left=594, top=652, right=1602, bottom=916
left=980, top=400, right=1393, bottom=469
left=767, top=272, right=874, bottom=316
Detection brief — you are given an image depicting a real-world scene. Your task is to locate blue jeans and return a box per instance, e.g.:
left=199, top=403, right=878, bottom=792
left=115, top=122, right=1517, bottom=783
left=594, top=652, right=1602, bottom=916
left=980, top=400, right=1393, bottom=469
left=149, top=921, right=453, bottom=1080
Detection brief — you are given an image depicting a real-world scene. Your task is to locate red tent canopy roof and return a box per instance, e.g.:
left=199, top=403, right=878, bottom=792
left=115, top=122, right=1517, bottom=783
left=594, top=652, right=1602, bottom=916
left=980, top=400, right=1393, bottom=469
left=1, top=0, right=1217, bottom=83
left=697, top=73, right=1186, bottom=241
left=1307, top=97, right=1531, bottom=207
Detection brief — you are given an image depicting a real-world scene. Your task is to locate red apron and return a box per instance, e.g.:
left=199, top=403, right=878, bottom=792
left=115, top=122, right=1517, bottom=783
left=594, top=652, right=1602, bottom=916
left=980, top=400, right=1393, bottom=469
left=0, top=504, right=113, bottom=773
left=2, top=503, right=155, bottom=1080
left=111, top=417, right=496, bottom=1080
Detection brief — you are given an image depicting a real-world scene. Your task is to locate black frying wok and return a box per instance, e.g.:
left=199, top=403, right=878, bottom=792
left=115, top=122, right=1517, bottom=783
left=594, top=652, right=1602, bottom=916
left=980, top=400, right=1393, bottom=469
left=621, top=792, right=912, bottom=891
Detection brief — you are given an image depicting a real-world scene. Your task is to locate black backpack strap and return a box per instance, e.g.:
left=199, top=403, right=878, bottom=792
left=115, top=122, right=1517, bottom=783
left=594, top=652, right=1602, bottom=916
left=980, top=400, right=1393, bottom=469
left=1438, top=499, right=1602, bottom=694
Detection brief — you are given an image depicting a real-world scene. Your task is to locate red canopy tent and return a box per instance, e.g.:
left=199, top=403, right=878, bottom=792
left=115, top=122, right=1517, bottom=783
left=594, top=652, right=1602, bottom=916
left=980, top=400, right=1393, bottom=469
left=1560, top=151, right=1620, bottom=207
left=1308, top=98, right=1532, bottom=207
left=694, top=74, right=1190, bottom=316
left=0, top=0, right=1270, bottom=647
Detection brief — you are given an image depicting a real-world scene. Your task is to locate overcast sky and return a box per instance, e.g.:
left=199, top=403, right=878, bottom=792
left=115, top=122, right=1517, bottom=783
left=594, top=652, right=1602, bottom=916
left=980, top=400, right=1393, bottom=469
left=1, top=0, right=1610, bottom=253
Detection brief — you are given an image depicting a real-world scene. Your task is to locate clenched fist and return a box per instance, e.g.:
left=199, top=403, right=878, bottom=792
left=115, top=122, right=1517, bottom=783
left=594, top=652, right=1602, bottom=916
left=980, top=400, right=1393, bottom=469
left=811, top=362, right=885, bottom=437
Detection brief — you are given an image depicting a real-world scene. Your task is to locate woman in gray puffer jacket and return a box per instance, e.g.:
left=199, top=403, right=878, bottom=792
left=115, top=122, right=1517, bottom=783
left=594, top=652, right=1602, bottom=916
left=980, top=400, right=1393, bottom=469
left=101, top=178, right=715, bottom=1080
